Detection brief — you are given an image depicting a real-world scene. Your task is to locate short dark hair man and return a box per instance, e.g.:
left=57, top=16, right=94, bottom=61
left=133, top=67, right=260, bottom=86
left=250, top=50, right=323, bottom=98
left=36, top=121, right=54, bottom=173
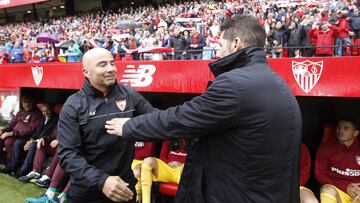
left=106, top=15, right=302, bottom=203
left=57, top=48, right=156, bottom=203
left=315, top=117, right=360, bottom=203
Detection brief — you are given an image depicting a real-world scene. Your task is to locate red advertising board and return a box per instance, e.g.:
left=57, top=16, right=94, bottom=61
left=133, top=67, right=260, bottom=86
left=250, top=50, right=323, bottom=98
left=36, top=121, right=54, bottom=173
left=0, top=0, right=48, bottom=9
left=0, top=57, right=359, bottom=97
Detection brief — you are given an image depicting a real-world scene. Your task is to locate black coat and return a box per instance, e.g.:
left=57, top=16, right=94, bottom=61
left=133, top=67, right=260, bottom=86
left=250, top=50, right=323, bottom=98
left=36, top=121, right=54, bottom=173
left=170, top=35, right=187, bottom=53
left=31, top=115, right=58, bottom=142
left=57, top=80, right=155, bottom=202
left=123, top=47, right=302, bottom=203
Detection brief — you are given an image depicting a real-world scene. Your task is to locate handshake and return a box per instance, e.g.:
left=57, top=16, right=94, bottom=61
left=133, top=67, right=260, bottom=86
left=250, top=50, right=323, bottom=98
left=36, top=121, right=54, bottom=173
left=105, top=118, right=130, bottom=136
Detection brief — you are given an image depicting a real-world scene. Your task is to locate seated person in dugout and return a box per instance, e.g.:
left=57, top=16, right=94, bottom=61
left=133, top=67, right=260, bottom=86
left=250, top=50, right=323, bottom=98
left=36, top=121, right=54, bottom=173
left=19, top=126, right=59, bottom=182
left=0, top=95, right=41, bottom=174
left=18, top=103, right=58, bottom=178
left=134, top=139, right=187, bottom=203
left=299, top=143, right=319, bottom=203
left=131, top=141, right=157, bottom=171
left=315, top=117, right=360, bottom=203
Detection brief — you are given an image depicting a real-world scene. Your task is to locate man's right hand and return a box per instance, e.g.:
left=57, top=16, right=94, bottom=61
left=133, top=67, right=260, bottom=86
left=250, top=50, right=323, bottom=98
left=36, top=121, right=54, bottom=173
left=0, top=131, right=13, bottom=140
left=347, top=183, right=360, bottom=201
left=24, top=140, right=33, bottom=151
left=102, top=176, right=133, bottom=202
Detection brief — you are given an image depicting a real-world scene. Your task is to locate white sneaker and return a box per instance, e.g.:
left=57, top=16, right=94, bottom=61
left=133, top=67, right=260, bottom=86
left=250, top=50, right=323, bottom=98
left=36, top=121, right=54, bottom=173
left=27, top=170, right=41, bottom=179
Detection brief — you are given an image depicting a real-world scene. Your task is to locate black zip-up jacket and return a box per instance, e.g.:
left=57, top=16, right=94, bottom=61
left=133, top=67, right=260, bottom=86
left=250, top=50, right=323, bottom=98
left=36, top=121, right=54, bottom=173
left=122, top=47, right=302, bottom=203
left=31, top=115, right=58, bottom=142
left=57, top=80, right=155, bottom=202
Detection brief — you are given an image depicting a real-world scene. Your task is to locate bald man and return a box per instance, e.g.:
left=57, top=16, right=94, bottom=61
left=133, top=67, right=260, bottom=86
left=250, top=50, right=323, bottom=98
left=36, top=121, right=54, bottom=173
left=57, top=48, right=156, bottom=203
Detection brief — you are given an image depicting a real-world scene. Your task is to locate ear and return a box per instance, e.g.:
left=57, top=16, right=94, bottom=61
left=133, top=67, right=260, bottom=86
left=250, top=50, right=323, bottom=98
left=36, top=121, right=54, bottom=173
left=83, top=67, right=89, bottom=78
left=354, top=130, right=359, bottom=137
left=232, top=37, right=243, bottom=52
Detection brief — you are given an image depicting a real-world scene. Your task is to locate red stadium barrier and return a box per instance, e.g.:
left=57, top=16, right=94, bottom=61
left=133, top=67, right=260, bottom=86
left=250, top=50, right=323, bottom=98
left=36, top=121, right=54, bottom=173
left=0, top=0, right=49, bottom=9
left=0, top=57, right=359, bottom=97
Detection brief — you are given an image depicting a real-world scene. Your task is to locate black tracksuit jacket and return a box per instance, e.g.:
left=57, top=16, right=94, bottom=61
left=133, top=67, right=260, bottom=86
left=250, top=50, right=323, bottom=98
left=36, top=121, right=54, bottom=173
left=57, top=80, right=155, bottom=202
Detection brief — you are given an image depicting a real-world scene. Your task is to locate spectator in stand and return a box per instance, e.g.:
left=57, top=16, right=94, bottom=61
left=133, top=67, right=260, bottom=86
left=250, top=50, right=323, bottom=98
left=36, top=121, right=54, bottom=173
left=141, top=30, right=156, bottom=48
left=286, top=20, right=306, bottom=57
left=23, top=43, right=33, bottom=63
left=16, top=103, right=58, bottom=178
left=315, top=117, right=360, bottom=203
left=309, top=21, right=340, bottom=57
left=0, top=95, right=41, bottom=174
left=10, top=41, right=24, bottom=63
left=349, top=6, right=360, bottom=39
left=66, top=42, right=82, bottom=62
left=268, top=21, right=285, bottom=58
left=102, top=35, right=114, bottom=52
left=335, top=11, right=352, bottom=56
left=299, top=143, right=319, bottom=203
left=188, top=26, right=206, bottom=60
left=301, top=15, right=317, bottom=57
left=124, top=34, right=140, bottom=60
left=170, top=28, right=187, bottom=60
left=135, top=139, right=186, bottom=203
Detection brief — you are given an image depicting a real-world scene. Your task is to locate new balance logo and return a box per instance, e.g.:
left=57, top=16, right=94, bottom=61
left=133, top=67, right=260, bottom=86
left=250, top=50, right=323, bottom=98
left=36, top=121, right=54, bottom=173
left=89, top=110, right=96, bottom=116
left=120, top=65, right=156, bottom=87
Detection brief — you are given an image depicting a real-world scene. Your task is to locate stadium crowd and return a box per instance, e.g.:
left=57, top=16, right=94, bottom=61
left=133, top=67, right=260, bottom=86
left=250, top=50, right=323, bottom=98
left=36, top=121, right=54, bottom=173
left=0, top=0, right=359, bottom=62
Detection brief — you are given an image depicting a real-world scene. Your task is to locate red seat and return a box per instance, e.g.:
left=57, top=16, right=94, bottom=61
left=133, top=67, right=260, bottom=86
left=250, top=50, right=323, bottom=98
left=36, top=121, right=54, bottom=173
left=159, top=182, right=178, bottom=197
left=54, top=104, right=63, bottom=114
left=351, top=39, right=360, bottom=56
left=321, top=123, right=337, bottom=144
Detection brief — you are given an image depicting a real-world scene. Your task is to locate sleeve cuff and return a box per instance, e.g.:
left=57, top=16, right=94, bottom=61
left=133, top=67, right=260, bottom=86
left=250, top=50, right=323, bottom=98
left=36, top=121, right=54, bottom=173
left=97, top=173, right=109, bottom=192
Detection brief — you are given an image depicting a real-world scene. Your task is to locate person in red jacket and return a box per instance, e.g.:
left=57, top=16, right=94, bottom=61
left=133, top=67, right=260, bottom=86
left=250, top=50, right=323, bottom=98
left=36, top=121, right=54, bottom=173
left=300, top=143, right=319, bottom=203
left=309, top=22, right=340, bottom=56
left=335, top=12, right=352, bottom=56
left=315, top=117, right=360, bottom=203
left=0, top=95, right=41, bottom=174
left=135, top=139, right=186, bottom=203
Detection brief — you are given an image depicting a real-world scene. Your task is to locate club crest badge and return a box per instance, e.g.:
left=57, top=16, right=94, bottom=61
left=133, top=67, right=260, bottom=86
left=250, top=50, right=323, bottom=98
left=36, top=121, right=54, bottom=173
left=356, top=156, right=360, bottom=165
left=292, top=60, right=323, bottom=93
left=116, top=99, right=127, bottom=111
left=31, top=66, right=43, bottom=86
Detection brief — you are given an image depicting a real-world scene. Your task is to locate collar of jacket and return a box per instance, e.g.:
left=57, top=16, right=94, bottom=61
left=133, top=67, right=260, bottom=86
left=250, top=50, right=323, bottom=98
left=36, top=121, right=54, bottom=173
left=208, top=46, right=266, bottom=77
left=82, top=79, right=127, bottom=100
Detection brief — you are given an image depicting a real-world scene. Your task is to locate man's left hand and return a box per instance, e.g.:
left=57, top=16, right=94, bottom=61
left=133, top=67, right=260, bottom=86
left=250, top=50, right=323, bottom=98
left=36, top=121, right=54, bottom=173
left=50, top=139, right=58, bottom=148
left=105, top=118, right=130, bottom=136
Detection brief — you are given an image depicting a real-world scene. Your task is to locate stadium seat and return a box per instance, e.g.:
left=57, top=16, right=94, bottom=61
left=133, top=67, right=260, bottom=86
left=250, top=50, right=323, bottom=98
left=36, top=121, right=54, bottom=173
left=159, top=182, right=178, bottom=197
left=351, top=39, right=360, bottom=56
left=54, top=104, right=64, bottom=114
left=321, top=123, right=337, bottom=144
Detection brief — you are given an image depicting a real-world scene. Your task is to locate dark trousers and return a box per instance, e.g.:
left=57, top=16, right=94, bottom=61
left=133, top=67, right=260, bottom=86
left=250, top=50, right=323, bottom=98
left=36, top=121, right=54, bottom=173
left=8, top=138, right=27, bottom=170
left=20, top=142, right=37, bottom=174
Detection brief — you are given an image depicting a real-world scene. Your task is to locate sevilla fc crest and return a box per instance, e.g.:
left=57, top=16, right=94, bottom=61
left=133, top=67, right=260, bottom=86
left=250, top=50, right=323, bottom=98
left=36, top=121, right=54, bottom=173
left=116, top=99, right=127, bottom=111
left=31, top=66, right=43, bottom=86
left=292, top=60, right=323, bottom=93
left=356, top=156, right=360, bottom=165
